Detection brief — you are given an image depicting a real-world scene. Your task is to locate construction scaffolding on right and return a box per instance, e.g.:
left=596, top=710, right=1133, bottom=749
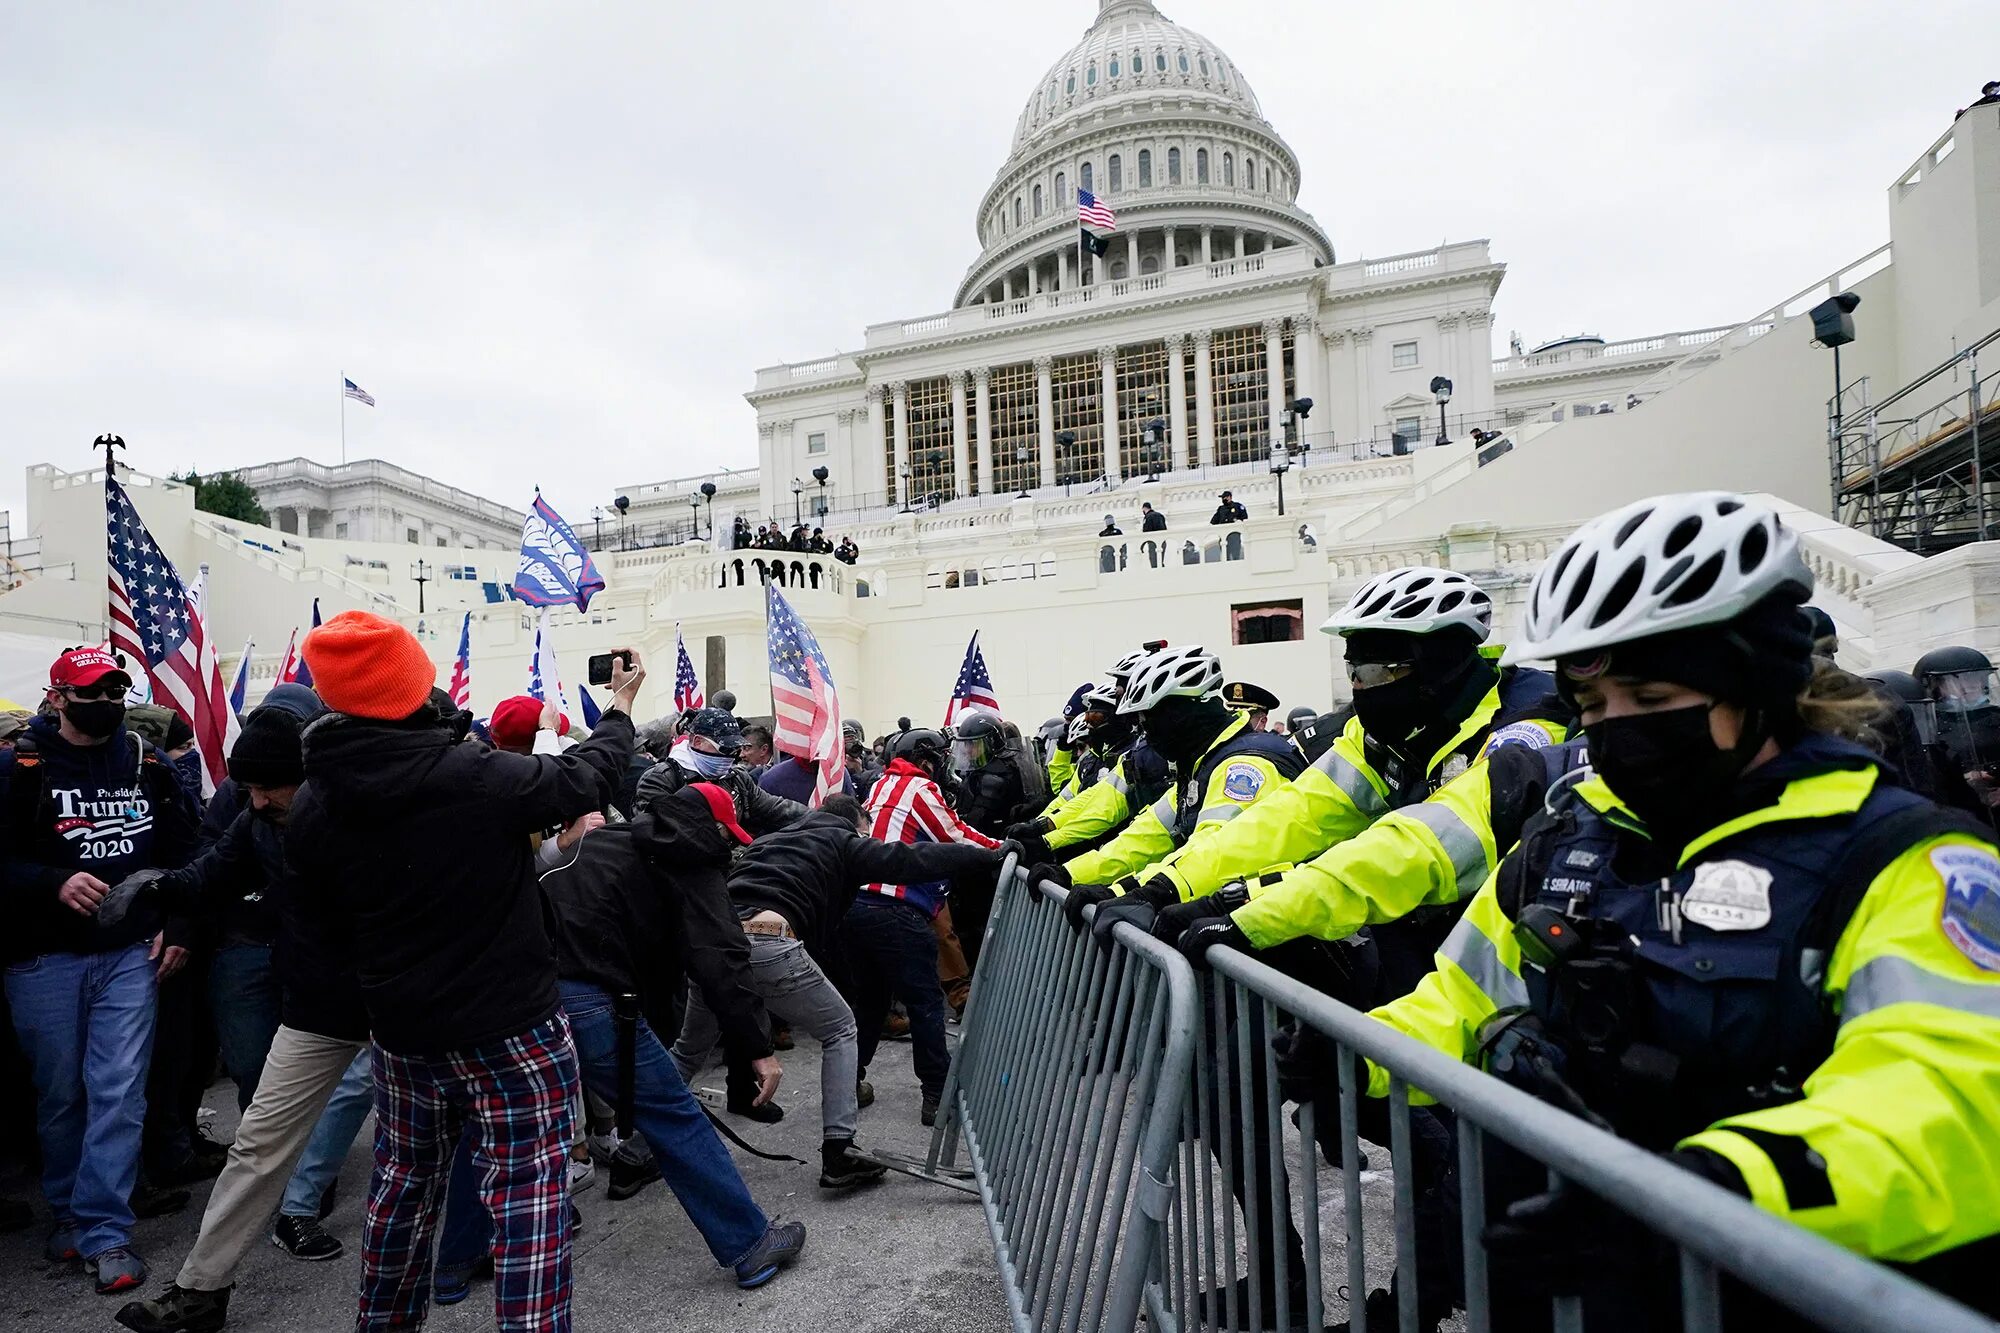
left=1832, top=327, right=2000, bottom=553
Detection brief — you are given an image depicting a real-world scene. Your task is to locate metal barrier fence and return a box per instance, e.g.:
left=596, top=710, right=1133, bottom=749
left=934, top=867, right=1998, bottom=1333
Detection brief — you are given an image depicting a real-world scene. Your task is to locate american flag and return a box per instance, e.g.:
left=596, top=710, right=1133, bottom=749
left=942, top=631, right=1001, bottom=727
left=447, top=611, right=472, bottom=709
left=1077, top=188, right=1116, bottom=232
left=343, top=377, right=375, bottom=407
left=276, top=600, right=321, bottom=686
left=766, top=584, right=843, bottom=807
left=105, top=477, right=237, bottom=794
left=673, top=624, right=704, bottom=713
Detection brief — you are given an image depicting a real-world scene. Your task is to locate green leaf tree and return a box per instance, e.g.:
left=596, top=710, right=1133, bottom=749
left=172, top=471, right=269, bottom=526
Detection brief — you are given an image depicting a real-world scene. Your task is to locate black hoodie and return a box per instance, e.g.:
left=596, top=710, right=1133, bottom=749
left=0, top=715, right=199, bottom=962
left=288, top=700, right=633, bottom=1055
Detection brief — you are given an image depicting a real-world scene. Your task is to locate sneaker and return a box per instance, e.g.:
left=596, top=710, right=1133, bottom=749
left=920, top=1094, right=940, bottom=1127
left=270, top=1214, right=343, bottom=1262
left=855, top=1079, right=875, bottom=1109
left=606, top=1155, right=661, bottom=1202
left=434, top=1255, right=493, bottom=1307
left=818, top=1139, right=888, bottom=1191
left=131, top=1183, right=190, bottom=1219
left=89, top=1246, right=149, bottom=1295
left=586, top=1132, right=625, bottom=1165
left=733, top=1218, right=807, bottom=1289
left=568, top=1156, right=596, bottom=1195
left=46, top=1220, right=81, bottom=1264
left=115, top=1283, right=231, bottom=1333
left=727, top=1097, right=785, bottom=1125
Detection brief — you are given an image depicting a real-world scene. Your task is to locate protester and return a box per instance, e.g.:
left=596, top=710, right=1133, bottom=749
left=739, top=723, right=775, bottom=773
left=1, top=647, right=201, bottom=1294
left=282, top=612, right=644, bottom=1332
left=637, top=706, right=805, bottom=835
left=759, top=748, right=856, bottom=803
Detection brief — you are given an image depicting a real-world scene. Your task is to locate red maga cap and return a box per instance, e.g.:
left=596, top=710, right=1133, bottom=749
left=51, top=647, right=132, bottom=690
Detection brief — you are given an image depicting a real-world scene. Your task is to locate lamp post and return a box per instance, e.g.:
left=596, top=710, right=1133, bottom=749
left=1430, top=377, right=1453, bottom=446
left=1141, top=419, right=1166, bottom=481
left=1269, top=439, right=1292, bottom=517
left=792, top=478, right=804, bottom=527
left=898, top=463, right=913, bottom=514
left=1014, top=445, right=1031, bottom=499
left=688, top=493, right=700, bottom=543
left=614, top=494, right=630, bottom=550
left=1287, top=397, right=1314, bottom=462
left=812, top=466, right=829, bottom=518
left=700, top=480, right=717, bottom=537
left=591, top=505, right=603, bottom=548
left=1056, top=429, right=1078, bottom=495
left=410, top=559, right=430, bottom=614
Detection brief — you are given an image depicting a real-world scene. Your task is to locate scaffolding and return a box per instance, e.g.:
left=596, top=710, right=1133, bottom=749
left=1831, top=327, right=2000, bottom=553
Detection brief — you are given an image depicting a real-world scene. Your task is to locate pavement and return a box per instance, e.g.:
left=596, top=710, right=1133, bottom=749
left=0, top=1028, right=1009, bottom=1333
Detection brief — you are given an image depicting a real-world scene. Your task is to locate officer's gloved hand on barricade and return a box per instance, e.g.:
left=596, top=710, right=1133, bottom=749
left=1059, top=884, right=1116, bottom=933
left=1153, top=880, right=1252, bottom=948
left=1088, top=876, right=1177, bottom=949
left=1005, top=820, right=1054, bottom=865
left=1481, top=1179, right=1659, bottom=1303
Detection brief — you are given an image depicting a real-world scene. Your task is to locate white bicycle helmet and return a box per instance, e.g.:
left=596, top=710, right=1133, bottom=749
left=1502, top=491, right=1812, bottom=667
left=1117, top=645, right=1224, bottom=714
left=1321, top=567, right=1494, bottom=641
left=1105, top=648, right=1154, bottom=686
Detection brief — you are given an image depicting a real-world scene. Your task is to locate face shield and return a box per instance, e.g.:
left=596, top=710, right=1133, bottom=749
left=1931, top=669, right=1997, bottom=713
left=952, top=734, right=993, bottom=773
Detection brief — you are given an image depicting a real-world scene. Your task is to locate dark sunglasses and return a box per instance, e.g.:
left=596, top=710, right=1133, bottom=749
left=56, top=684, right=122, bottom=702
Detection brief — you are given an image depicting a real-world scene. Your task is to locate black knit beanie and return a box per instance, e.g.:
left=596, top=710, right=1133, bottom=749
left=228, top=705, right=306, bottom=787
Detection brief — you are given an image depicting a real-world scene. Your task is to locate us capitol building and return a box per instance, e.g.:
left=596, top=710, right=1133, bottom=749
left=4, top=1, right=1997, bottom=732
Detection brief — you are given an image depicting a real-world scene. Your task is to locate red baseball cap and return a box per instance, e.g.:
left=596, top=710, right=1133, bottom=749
left=50, top=647, right=133, bottom=692
left=489, top=694, right=569, bottom=751
left=686, top=781, right=754, bottom=845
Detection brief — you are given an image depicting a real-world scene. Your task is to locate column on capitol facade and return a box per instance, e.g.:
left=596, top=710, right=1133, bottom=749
left=835, top=406, right=856, bottom=485
left=1034, top=355, right=1056, bottom=487
left=865, top=385, right=885, bottom=502
left=1098, top=346, right=1122, bottom=485
left=1165, top=333, right=1189, bottom=468
left=1060, top=246, right=1072, bottom=291
left=891, top=380, right=910, bottom=508
left=1263, top=318, right=1288, bottom=445
left=1351, top=327, right=1375, bottom=444
left=1193, top=329, right=1216, bottom=467
left=756, top=423, right=775, bottom=517
left=974, top=367, right=993, bottom=496
left=1293, top=314, right=1321, bottom=450
left=1164, top=225, right=1178, bottom=270
left=948, top=370, right=970, bottom=498
left=1200, top=226, right=1212, bottom=265
left=1125, top=233, right=1137, bottom=278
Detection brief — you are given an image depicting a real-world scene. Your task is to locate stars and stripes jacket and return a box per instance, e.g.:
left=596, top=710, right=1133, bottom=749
left=859, top=759, right=1000, bottom=917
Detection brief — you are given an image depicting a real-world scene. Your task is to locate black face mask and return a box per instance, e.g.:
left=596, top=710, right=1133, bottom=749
left=1350, top=673, right=1429, bottom=746
left=64, top=699, right=126, bottom=740
left=1584, top=704, right=1750, bottom=840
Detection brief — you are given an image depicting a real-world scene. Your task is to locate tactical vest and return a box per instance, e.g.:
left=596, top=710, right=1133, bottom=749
left=1501, top=735, right=1974, bottom=1149
left=1170, top=727, right=1303, bottom=842
left=1362, top=665, right=1565, bottom=808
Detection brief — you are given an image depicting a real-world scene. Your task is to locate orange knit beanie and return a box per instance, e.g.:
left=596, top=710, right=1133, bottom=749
left=301, top=611, right=437, bottom=720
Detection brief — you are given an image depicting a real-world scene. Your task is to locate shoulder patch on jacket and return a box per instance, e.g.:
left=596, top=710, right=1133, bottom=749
left=1220, top=762, right=1264, bottom=802
left=1484, top=721, right=1555, bottom=755
left=1934, top=843, right=2000, bottom=972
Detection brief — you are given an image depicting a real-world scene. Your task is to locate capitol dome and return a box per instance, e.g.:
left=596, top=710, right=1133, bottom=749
left=957, top=0, right=1332, bottom=308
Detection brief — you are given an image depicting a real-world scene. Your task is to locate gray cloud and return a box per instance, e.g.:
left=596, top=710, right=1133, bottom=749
left=3, top=0, right=1989, bottom=526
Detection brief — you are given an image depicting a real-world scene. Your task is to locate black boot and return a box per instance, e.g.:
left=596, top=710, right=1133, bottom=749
left=818, top=1138, right=888, bottom=1191
left=115, top=1283, right=231, bottom=1333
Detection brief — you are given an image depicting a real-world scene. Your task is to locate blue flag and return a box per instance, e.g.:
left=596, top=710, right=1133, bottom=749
left=578, top=685, right=603, bottom=729
left=513, top=493, right=604, bottom=612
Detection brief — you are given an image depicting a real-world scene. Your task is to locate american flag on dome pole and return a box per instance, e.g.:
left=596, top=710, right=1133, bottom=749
left=766, top=584, right=844, bottom=807
left=105, top=479, right=236, bottom=794
left=942, top=631, right=1001, bottom=728
left=672, top=623, right=704, bottom=714
left=447, top=612, right=472, bottom=710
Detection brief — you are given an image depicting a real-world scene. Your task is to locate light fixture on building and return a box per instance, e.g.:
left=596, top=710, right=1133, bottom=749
left=410, top=559, right=430, bottom=614
left=1269, top=437, right=1292, bottom=517
left=1015, top=445, right=1032, bottom=498
left=688, top=492, right=700, bottom=541
left=1284, top=397, right=1314, bottom=460
left=614, top=494, right=630, bottom=550
left=898, top=462, right=913, bottom=514
left=1056, top=429, right=1078, bottom=492
left=1430, top=376, right=1454, bottom=446
left=1810, top=291, right=1862, bottom=451
left=812, top=466, right=830, bottom=517
left=1141, top=418, right=1166, bottom=481
left=791, top=477, right=804, bottom=527
left=699, top=480, right=717, bottom=538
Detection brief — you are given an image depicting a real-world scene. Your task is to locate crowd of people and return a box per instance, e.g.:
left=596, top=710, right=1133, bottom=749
left=1, top=487, right=1997, bottom=1331
left=729, top=518, right=860, bottom=565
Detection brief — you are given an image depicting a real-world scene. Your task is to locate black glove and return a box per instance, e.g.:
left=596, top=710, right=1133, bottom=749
left=1150, top=880, right=1249, bottom=945
left=1480, top=1179, right=1648, bottom=1302
left=994, top=839, right=1027, bottom=869
left=1028, top=861, right=1071, bottom=894
left=1009, top=827, right=1053, bottom=864
left=1177, top=916, right=1249, bottom=966
left=1088, top=878, right=1175, bottom=949
left=1272, top=1018, right=1347, bottom=1105
left=96, top=869, right=166, bottom=928
left=1062, top=884, right=1117, bottom=932
left=1005, top=818, right=1051, bottom=843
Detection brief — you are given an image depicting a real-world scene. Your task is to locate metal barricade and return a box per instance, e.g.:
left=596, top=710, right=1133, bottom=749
left=928, top=866, right=1199, bottom=1333
left=1144, top=942, right=2000, bottom=1333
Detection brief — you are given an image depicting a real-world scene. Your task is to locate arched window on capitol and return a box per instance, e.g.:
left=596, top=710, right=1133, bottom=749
left=1138, top=149, right=1151, bottom=188
left=1033, top=184, right=1044, bottom=217
left=1109, top=154, right=1122, bottom=192
left=1245, top=154, right=1257, bottom=190
left=1223, top=152, right=1234, bottom=187
left=1196, top=148, right=1208, bottom=184
left=1056, top=171, right=1067, bottom=203
left=1014, top=196, right=1023, bottom=226
left=1081, top=161, right=1093, bottom=194
left=1168, top=147, right=1181, bottom=184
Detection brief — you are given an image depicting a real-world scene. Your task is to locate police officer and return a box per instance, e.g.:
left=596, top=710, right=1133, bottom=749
left=1008, top=649, right=1170, bottom=861
left=1284, top=704, right=1318, bottom=735
left=1349, top=492, right=2000, bottom=1323
left=1223, top=680, right=1280, bottom=731
left=1916, top=645, right=2000, bottom=810
left=1145, top=568, right=1569, bottom=995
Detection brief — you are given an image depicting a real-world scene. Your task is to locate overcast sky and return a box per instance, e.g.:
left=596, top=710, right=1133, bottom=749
left=3, top=1, right=1989, bottom=528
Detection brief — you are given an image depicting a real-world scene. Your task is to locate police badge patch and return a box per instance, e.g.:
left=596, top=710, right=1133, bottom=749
left=1682, top=860, right=1775, bottom=932
left=1221, top=763, right=1264, bottom=802
left=1932, top=844, right=2000, bottom=972
left=1484, top=721, right=1555, bottom=754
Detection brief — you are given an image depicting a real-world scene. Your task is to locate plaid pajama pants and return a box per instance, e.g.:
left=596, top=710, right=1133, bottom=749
left=357, top=1013, right=579, bottom=1333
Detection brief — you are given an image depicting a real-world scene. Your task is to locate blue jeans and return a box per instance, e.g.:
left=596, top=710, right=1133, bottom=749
left=434, top=1131, right=488, bottom=1282
left=278, top=1047, right=372, bottom=1218
left=210, top=945, right=281, bottom=1112
left=559, top=980, right=768, bottom=1266
left=4, top=943, right=156, bottom=1258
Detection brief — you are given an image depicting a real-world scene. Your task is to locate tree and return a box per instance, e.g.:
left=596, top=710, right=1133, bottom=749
left=173, top=471, right=269, bottom=526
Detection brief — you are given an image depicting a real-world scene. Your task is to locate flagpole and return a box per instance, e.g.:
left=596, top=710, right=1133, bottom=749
left=340, top=373, right=346, bottom=465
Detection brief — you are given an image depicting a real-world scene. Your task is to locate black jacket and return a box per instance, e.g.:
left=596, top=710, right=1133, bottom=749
left=288, top=703, right=634, bottom=1055
left=1209, top=500, right=1248, bottom=524
left=541, top=799, right=771, bottom=1066
left=1141, top=510, right=1167, bottom=532
left=635, top=759, right=805, bottom=836
left=957, top=761, right=1026, bottom=839
left=158, top=806, right=368, bottom=1040
left=0, top=716, right=199, bottom=962
left=728, top=808, right=1002, bottom=954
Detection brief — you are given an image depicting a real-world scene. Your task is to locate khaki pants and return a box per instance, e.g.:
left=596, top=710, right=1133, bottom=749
left=179, top=1025, right=367, bottom=1291
left=933, top=904, right=971, bottom=1012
